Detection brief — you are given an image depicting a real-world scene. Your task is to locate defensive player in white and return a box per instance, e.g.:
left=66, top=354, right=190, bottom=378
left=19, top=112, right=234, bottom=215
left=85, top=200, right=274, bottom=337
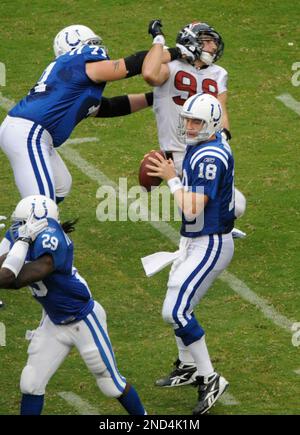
left=142, top=93, right=234, bottom=415
left=143, top=20, right=246, bottom=220
left=0, top=195, right=146, bottom=415
left=0, top=24, right=180, bottom=203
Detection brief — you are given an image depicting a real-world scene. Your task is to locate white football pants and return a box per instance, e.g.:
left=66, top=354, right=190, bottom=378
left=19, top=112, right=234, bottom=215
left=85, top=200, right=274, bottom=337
left=20, top=301, right=127, bottom=398
left=0, top=116, right=72, bottom=201
left=162, top=234, right=234, bottom=330
left=171, top=151, right=246, bottom=219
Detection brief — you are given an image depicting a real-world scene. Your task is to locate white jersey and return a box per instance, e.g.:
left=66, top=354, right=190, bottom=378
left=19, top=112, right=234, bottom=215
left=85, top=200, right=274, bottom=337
left=153, top=60, right=228, bottom=153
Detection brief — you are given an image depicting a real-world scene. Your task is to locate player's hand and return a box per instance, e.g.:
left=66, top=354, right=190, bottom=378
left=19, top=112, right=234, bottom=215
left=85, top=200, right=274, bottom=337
left=176, top=43, right=196, bottom=63
left=148, top=19, right=164, bottom=39
left=0, top=216, right=7, bottom=230
left=18, top=213, right=48, bottom=244
left=146, top=152, right=176, bottom=181
left=221, top=128, right=232, bottom=141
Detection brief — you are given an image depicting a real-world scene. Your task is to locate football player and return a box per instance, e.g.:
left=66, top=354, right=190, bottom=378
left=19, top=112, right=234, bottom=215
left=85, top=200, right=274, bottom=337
left=0, top=24, right=181, bottom=203
left=143, top=20, right=246, bottom=220
left=143, top=93, right=234, bottom=415
left=0, top=195, right=147, bottom=415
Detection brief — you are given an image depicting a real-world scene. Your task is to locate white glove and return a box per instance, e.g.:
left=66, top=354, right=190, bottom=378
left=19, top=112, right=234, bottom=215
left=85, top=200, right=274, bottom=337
left=0, top=215, right=6, bottom=230
left=176, top=43, right=196, bottom=63
left=18, top=213, right=48, bottom=243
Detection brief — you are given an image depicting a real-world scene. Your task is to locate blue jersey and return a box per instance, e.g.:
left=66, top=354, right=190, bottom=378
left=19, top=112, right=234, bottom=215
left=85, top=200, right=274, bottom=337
left=5, top=219, right=94, bottom=324
left=181, top=134, right=235, bottom=237
left=9, top=45, right=108, bottom=147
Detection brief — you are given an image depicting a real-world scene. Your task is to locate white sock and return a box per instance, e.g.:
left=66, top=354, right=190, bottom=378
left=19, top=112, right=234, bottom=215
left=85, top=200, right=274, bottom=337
left=187, top=335, right=214, bottom=376
left=175, top=336, right=195, bottom=365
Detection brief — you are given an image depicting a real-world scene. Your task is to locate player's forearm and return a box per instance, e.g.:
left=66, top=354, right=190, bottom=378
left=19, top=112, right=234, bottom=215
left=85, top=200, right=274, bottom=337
left=142, top=44, right=164, bottom=85
left=14, top=255, right=54, bottom=289
left=173, top=189, right=206, bottom=221
left=128, top=93, right=153, bottom=113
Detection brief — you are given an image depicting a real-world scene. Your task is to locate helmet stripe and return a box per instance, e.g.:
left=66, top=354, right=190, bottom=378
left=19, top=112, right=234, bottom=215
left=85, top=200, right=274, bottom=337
left=186, top=93, right=204, bottom=112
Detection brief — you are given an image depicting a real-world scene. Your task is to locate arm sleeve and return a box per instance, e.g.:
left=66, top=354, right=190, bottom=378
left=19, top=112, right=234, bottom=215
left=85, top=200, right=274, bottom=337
left=96, top=95, right=131, bottom=117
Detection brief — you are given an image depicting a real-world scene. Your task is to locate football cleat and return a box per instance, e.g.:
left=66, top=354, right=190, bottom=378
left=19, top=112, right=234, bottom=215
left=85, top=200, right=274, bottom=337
left=193, top=372, right=229, bottom=415
left=231, top=227, right=247, bottom=239
left=155, top=359, right=198, bottom=387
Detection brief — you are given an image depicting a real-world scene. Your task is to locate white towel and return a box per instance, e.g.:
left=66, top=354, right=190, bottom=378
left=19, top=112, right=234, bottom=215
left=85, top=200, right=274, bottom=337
left=141, top=237, right=190, bottom=277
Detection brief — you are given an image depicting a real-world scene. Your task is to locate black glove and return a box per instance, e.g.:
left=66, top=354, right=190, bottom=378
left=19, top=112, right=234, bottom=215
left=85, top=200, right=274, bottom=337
left=148, top=19, right=164, bottom=39
left=221, top=128, right=232, bottom=141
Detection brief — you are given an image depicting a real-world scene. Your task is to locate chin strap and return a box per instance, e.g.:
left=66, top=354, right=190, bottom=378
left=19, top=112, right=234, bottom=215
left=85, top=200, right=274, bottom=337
left=199, top=51, right=215, bottom=66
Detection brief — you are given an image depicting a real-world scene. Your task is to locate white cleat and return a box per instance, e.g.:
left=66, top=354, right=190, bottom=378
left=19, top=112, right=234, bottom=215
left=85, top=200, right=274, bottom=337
left=231, top=227, right=246, bottom=239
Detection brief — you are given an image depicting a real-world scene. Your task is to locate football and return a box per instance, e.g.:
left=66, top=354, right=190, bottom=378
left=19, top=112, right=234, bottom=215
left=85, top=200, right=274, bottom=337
left=139, top=150, right=165, bottom=192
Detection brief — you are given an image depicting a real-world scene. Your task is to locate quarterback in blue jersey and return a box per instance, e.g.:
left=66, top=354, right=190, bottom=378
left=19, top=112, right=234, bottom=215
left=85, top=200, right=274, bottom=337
left=0, top=24, right=180, bottom=203
left=144, top=93, right=235, bottom=415
left=0, top=195, right=146, bottom=415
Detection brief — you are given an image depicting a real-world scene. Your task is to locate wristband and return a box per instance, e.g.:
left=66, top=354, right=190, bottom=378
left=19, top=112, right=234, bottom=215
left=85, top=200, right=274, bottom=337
left=145, top=92, right=153, bottom=106
left=2, top=240, right=29, bottom=277
left=167, top=177, right=183, bottom=194
left=153, top=35, right=165, bottom=45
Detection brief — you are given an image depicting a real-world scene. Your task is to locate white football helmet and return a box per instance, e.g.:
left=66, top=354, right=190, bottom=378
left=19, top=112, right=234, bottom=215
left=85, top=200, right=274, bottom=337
left=178, top=93, right=222, bottom=144
left=53, top=24, right=103, bottom=58
left=11, top=195, right=59, bottom=226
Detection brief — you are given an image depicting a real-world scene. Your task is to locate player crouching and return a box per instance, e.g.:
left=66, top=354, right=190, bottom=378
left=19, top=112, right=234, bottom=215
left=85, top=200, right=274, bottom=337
left=0, top=195, right=146, bottom=415
left=142, top=93, right=235, bottom=415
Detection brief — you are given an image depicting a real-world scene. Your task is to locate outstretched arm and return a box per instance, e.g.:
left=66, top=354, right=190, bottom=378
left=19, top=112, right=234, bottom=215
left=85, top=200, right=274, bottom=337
left=86, top=39, right=178, bottom=83
left=95, top=92, right=153, bottom=118
left=142, top=19, right=171, bottom=86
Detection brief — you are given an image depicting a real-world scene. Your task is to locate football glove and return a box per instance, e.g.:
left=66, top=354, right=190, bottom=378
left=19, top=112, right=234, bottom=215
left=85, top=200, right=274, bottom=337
left=148, top=19, right=164, bottom=39
left=17, top=213, right=48, bottom=244
left=221, top=128, right=232, bottom=141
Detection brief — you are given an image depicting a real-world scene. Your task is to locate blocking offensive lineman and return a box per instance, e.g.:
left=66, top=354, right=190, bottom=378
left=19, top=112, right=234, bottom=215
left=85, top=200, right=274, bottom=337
left=0, top=195, right=146, bottom=415
left=143, top=20, right=246, bottom=219
left=142, top=93, right=235, bottom=415
left=0, top=24, right=181, bottom=203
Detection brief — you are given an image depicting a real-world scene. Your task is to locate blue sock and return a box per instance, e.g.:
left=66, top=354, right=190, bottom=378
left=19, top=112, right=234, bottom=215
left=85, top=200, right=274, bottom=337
left=20, top=394, right=44, bottom=415
left=118, top=385, right=146, bottom=415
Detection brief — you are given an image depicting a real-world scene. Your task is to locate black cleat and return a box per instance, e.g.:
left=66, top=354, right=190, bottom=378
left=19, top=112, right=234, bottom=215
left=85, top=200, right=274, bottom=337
left=193, top=373, right=229, bottom=415
left=155, top=359, right=198, bottom=387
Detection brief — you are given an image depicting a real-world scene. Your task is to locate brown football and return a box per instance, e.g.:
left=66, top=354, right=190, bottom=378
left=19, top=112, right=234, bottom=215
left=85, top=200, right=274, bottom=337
left=139, top=150, right=165, bottom=192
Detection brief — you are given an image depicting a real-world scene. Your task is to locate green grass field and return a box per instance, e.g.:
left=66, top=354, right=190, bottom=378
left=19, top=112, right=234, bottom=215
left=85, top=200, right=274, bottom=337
left=0, top=0, right=299, bottom=415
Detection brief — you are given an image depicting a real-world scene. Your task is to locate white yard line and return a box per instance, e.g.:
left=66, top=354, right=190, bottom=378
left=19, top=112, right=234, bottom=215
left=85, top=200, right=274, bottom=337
left=58, top=392, right=100, bottom=415
left=276, top=93, right=300, bottom=116
left=0, top=92, right=14, bottom=111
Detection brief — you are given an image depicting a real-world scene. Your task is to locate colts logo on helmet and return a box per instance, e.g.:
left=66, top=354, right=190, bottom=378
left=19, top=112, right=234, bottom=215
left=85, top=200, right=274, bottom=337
left=211, top=103, right=222, bottom=125
left=65, top=30, right=81, bottom=47
left=31, top=200, right=48, bottom=220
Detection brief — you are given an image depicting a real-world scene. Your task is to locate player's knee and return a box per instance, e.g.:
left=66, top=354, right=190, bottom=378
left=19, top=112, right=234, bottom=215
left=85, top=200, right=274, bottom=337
left=234, top=188, right=246, bottom=218
left=161, top=304, right=183, bottom=327
left=20, top=365, right=46, bottom=395
left=56, top=172, right=72, bottom=199
left=96, top=376, right=124, bottom=398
